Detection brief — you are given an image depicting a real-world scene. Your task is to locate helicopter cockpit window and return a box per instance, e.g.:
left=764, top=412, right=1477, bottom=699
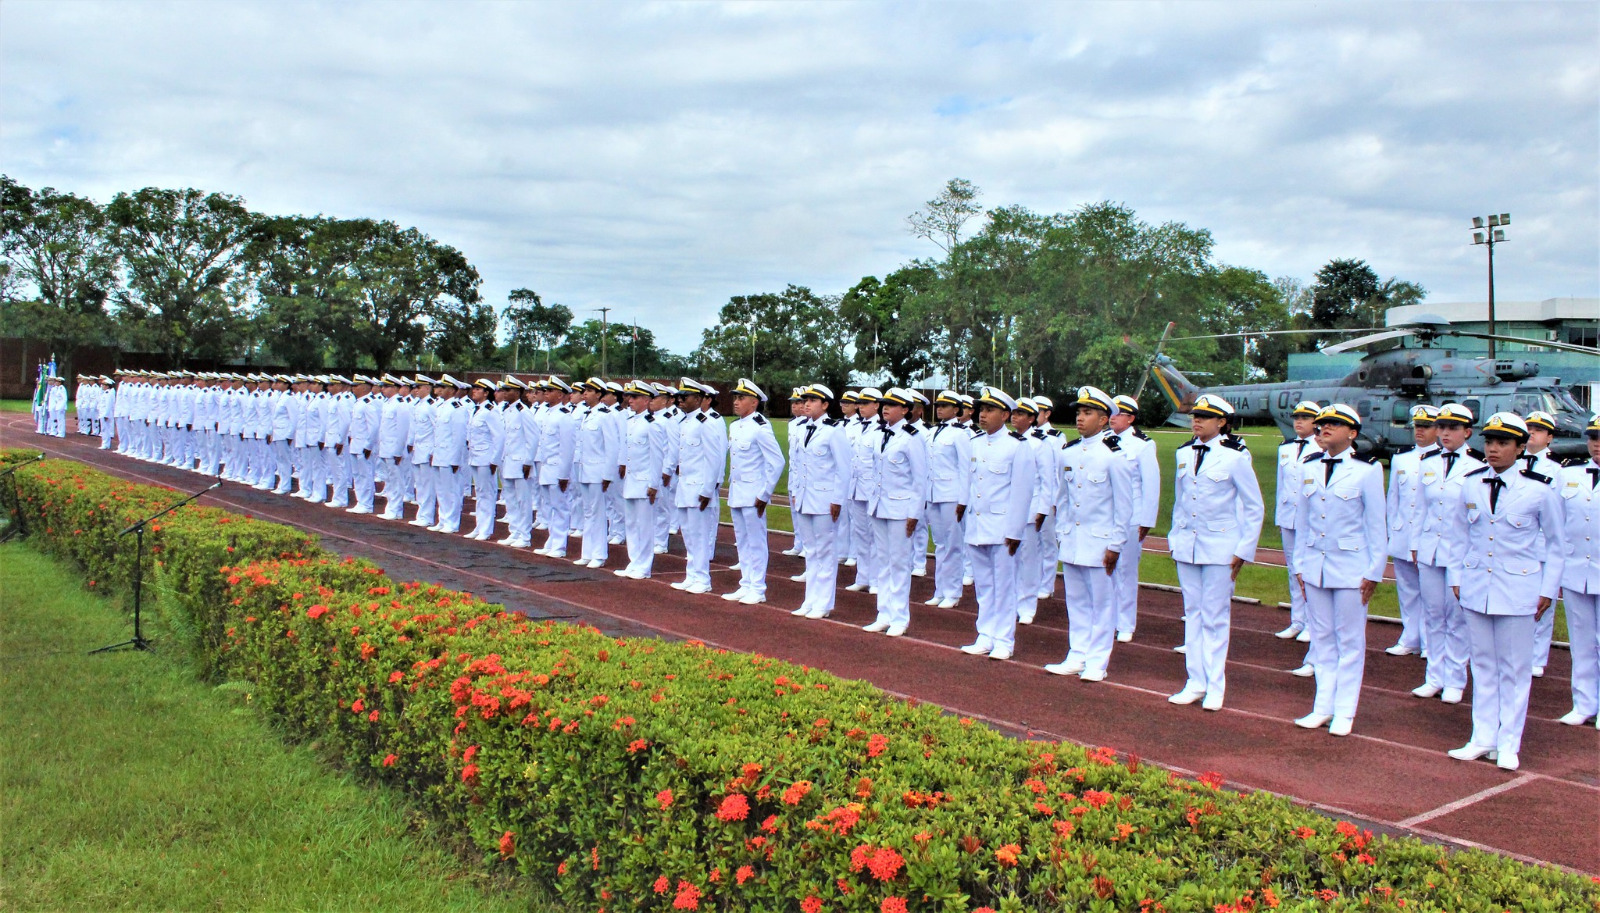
left=1514, top=394, right=1543, bottom=415
left=1463, top=398, right=1481, bottom=418
left=1391, top=402, right=1412, bottom=424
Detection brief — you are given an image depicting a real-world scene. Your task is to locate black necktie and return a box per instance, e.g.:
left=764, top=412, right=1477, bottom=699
left=1323, top=457, right=1338, bottom=484
left=1588, top=466, right=1598, bottom=489
left=1523, top=454, right=1536, bottom=470
left=1193, top=443, right=1209, bottom=474
left=880, top=426, right=894, bottom=451
left=1487, top=476, right=1505, bottom=513
left=1443, top=452, right=1458, bottom=476
left=804, top=424, right=817, bottom=446
left=1295, top=438, right=1308, bottom=456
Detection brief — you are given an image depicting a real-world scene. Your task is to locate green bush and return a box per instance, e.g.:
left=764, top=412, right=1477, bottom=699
left=7, top=451, right=1596, bottom=913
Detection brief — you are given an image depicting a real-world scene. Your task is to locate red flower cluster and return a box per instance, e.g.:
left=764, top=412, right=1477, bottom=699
left=498, top=830, right=515, bottom=858
left=781, top=780, right=812, bottom=805
left=715, top=794, right=749, bottom=822
left=657, top=789, right=674, bottom=809
left=866, top=733, right=889, bottom=757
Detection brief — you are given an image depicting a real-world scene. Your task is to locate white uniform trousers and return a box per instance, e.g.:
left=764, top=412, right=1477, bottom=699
left=379, top=459, right=408, bottom=518
left=729, top=506, right=770, bottom=596
left=115, top=417, right=130, bottom=453
left=1563, top=588, right=1599, bottom=720
left=872, top=518, right=914, bottom=628
left=409, top=460, right=437, bottom=524
left=1113, top=529, right=1143, bottom=637
left=1391, top=558, right=1425, bottom=652
left=970, top=543, right=1019, bottom=653
left=681, top=497, right=719, bottom=588
left=834, top=498, right=850, bottom=559
left=1061, top=561, right=1116, bottom=676
left=652, top=479, right=674, bottom=551
left=1304, top=583, right=1368, bottom=720
left=540, top=483, right=573, bottom=554
left=926, top=502, right=965, bottom=601
left=1280, top=527, right=1307, bottom=629
left=291, top=444, right=316, bottom=490
left=1176, top=561, right=1233, bottom=700
left=255, top=440, right=276, bottom=487
left=577, top=481, right=610, bottom=562
left=605, top=486, right=625, bottom=542
left=272, top=440, right=295, bottom=492
left=622, top=497, right=656, bottom=577
left=1014, top=524, right=1043, bottom=623
left=350, top=451, right=377, bottom=510
left=847, top=500, right=875, bottom=587
left=1036, top=514, right=1058, bottom=599
left=1464, top=609, right=1535, bottom=756
left=321, top=448, right=347, bottom=504
left=434, top=465, right=465, bottom=532
left=100, top=420, right=116, bottom=451
left=1532, top=607, right=1554, bottom=672
left=908, top=518, right=928, bottom=576
left=504, top=472, right=535, bottom=543
left=1417, top=561, right=1469, bottom=691
left=796, top=513, right=840, bottom=615
left=792, top=501, right=810, bottom=555
left=468, top=465, right=498, bottom=537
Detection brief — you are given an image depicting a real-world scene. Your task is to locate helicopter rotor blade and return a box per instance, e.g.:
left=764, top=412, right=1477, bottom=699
left=1320, top=329, right=1416, bottom=355
left=1166, top=327, right=1383, bottom=342
left=1437, top=330, right=1600, bottom=358
left=1132, top=321, right=1175, bottom=400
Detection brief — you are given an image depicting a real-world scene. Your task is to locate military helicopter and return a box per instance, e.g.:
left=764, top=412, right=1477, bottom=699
left=1137, top=317, right=1599, bottom=458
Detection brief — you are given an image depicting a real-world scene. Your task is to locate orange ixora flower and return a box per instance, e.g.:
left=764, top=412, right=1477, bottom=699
left=657, top=789, right=674, bottom=809
left=994, top=843, right=1021, bottom=867
left=715, top=794, right=750, bottom=822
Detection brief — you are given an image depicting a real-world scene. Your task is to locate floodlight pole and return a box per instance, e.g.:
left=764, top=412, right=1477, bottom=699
left=1470, top=213, right=1510, bottom=360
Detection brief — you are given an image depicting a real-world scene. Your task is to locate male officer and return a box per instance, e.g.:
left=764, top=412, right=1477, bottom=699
left=463, top=379, right=505, bottom=540
left=1275, top=401, right=1322, bottom=643
left=648, top=382, right=681, bottom=555
left=906, top=389, right=934, bottom=580
left=1384, top=405, right=1440, bottom=655
left=613, top=381, right=665, bottom=578
left=1045, top=387, right=1134, bottom=681
left=1166, top=394, right=1264, bottom=711
left=1411, top=403, right=1483, bottom=704
left=836, top=390, right=862, bottom=568
left=573, top=378, right=621, bottom=566
left=863, top=388, right=929, bottom=637
left=1554, top=416, right=1600, bottom=728
left=345, top=376, right=382, bottom=514
left=405, top=376, right=440, bottom=525
left=1009, top=398, right=1058, bottom=625
left=44, top=376, right=67, bottom=437
left=533, top=377, right=578, bottom=557
left=722, top=379, right=786, bottom=605
left=844, top=389, right=883, bottom=593
left=922, top=390, right=972, bottom=608
left=1291, top=405, right=1387, bottom=737
left=1032, top=395, right=1064, bottom=601
left=320, top=376, right=354, bottom=506
left=1522, top=411, right=1564, bottom=677
left=427, top=375, right=472, bottom=534
left=1108, top=395, right=1160, bottom=642
left=782, top=387, right=812, bottom=560
left=497, top=376, right=537, bottom=547
left=1444, top=413, right=1566, bottom=771
left=790, top=385, right=853, bottom=619
left=959, top=387, right=1036, bottom=660
left=376, top=376, right=413, bottom=517
left=670, top=379, right=727, bottom=594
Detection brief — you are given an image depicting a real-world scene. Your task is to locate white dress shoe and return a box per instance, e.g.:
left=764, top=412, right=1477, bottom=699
left=1078, top=668, right=1106, bottom=683
left=721, top=590, right=748, bottom=602
left=684, top=583, right=711, bottom=595
left=1116, top=630, right=1133, bottom=643
left=1532, top=666, right=1545, bottom=678
left=987, top=646, right=1011, bottom=661
left=409, top=518, right=432, bottom=527
left=862, top=620, right=890, bottom=633
left=1168, top=690, right=1204, bottom=706
left=670, top=581, right=689, bottom=590
left=923, top=597, right=943, bottom=606
left=573, top=557, right=590, bottom=565
left=803, top=606, right=831, bottom=619
left=844, top=583, right=867, bottom=592
left=843, top=558, right=857, bottom=567
left=960, top=642, right=992, bottom=656
left=789, top=573, right=808, bottom=582
left=1296, top=629, right=1311, bottom=643
left=587, top=560, right=606, bottom=569
left=1173, top=644, right=1187, bottom=654
left=624, top=569, right=647, bottom=579
left=1496, top=752, right=1519, bottom=771
left=1441, top=688, right=1464, bottom=704
left=728, top=562, right=741, bottom=571
left=937, top=598, right=958, bottom=608
left=962, top=576, right=975, bottom=587
left=1557, top=710, right=1595, bottom=726
left=1384, top=643, right=1416, bottom=656
left=1044, top=660, right=1084, bottom=676
left=653, top=546, right=668, bottom=555
left=910, top=567, right=926, bottom=578
left=1447, top=743, right=1495, bottom=761
left=1329, top=717, right=1353, bottom=737
left=1294, top=713, right=1332, bottom=730
left=1201, top=694, right=1225, bottom=712
left=1412, top=683, right=1443, bottom=698
left=868, top=586, right=878, bottom=595
left=614, top=568, right=632, bottom=577
left=781, top=547, right=802, bottom=556
left=1289, top=664, right=1314, bottom=678
left=326, top=499, right=350, bottom=509
left=885, top=623, right=907, bottom=637
left=1275, top=623, right=1304, bottom=639
left=347, top=506, right=373, bottom=515
left=1017, top=612, right=1034, bottom=625
left=791, top=605, right=812, bottom=616
left=738, top=593, right=767, bottom=605
left=544, top=550, right=566, bottom=559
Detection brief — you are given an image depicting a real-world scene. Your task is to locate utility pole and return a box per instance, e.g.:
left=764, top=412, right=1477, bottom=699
left=597, top=307, right=611, bottom=376
left=1470, top=213, right=1510, bottom=360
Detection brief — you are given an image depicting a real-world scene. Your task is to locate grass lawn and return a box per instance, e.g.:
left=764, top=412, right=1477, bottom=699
left=0, top=399, right=44, bottom=413
left=0, top=542, right=554, bottom=912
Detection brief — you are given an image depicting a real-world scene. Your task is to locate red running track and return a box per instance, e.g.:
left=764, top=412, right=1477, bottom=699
left=7, top=417, right=1596, bottom=874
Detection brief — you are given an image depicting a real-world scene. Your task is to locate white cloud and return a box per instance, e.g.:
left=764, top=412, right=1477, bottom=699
left=2, top=0, right=1594, bottom=353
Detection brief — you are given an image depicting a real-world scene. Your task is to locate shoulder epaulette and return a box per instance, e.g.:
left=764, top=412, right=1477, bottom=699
left=451, top=399, right=463, bottom=407
left=970, top=429, right=984, bottom=438
left=1178, top=436, right=1198, bottom=450
left=1045, top=427, right=1062, bottom=437
left=1302, top=450, right=1322, bottom=463
left=1104, top=435, right=1121, bottom=452
left=824, top=417, right=841, bottom=426
left=1222, top=435, right=1247, bottom=452
left=1395, top=444, right=1415, bottom=454
left=1351, top=452, right=1377, bottom=464
left=1419, top=449, right=1439, bottom=460
left=1464, top=466, right=1489, bottom=478
left=903, top=424, right=918, bottom=436
left=1467, top=447, right=1484, bottom=460
left=1563, top=455, right=1590, bottom=467
left=1008, top=430, right=1025, bottom=440
left=754, top=414, right=767, bottom=425
left=696, top=412, right=707, bottom=423
left=1520, top=469, right=1552, bottom=485
left=1064, top=438, right=1083, bottom=449
left=1132, top=429, right=1150, bottom=441
left=644, top=412, right=654, bottom=422
left=708, top=410, right=720, bottom=419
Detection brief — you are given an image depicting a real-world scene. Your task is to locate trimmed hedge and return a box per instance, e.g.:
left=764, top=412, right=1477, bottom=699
left=7, top=451, right=1597, bottom=913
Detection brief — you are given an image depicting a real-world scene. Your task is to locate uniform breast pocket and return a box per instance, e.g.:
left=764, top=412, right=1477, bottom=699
left=1204, top=469, right=1231, bottom=485
left=1560, top=485, right=1581, bottom=500
left=1506, top=513, right=1536, bottom=531
left=1337, top=536, right=1363, bottom=551
left=1086, top=471, right=1107, bottom=484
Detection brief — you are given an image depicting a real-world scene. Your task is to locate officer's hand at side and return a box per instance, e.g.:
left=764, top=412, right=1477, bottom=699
left=905, top=518, right=916, bottom=537
left=1536, top=596, right=1552, bottom=619
left=1034, top=513, right=1045, bottom=531
left=1138, top=526, right=1150, bottom=542
left=363, top=449, right=371, bottom=459
left=830, top=504, right=841, bottom=522
left=955, top=504, right=966, bottom=523
left=756, top=499, right=767, bottom=517
left=1230, top=556, right=1245, bottom=581
left=601, top=479, right=610, bottom=491
left=1103, top=550, right=1119, bottom=574
left=1006, top=538, right=1020, bottom=556
left=1452, top=585, right=1460, bottom=600
left=647, top=489, right=657, bottom=504
left=619, top=465, right=626, bottom=478
left=698, top=495, right=710, bottom=512
left=1359, top=579, right=1377, bottom=606
left=661, top=473, right=671, bottom=488
left=522, top=465, right=531, bottom=479
left=558, top=479, right=569, bottom=491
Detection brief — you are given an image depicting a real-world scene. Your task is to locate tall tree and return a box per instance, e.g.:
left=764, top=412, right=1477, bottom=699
left=502, top=288, right=572, bottom=372
left=104, top=187, right=258, bottom=365
left=906, top=178, right=984, bottom=254
left=1308, top=258, right=1380, bottom=329
left=250, top=214, right=350, bottom=369
left=0, top=176, right=119, bottom=368
left=839, top=267, right=936, bottom=386
left=691, top=285, right=851, bottom=396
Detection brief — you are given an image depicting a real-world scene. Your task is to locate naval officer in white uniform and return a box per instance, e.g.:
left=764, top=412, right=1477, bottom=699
left=1521, top=411, right=1565, bottom=678
left=1108, top=395, right=1160, bottom=643
left=1275, top=401, right=1321, bottom=648
left=1383, top=405, right=1440, bottom=656
left=922, top=390, right=973, bottom=609
left=1411, top=403, right=1483, bottom=704
left=721, top=378, right=786, bottom=605
left=863, top=388, right=929, bottom=637
left=959, top=387, right=1037, bottom=662
left=1555, top=415, right=1600, bottom=728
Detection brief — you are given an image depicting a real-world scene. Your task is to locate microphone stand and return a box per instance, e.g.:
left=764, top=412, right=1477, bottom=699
left=0, top=454, right=45, bottom=544
left=90, top=481, right=222, bottom=655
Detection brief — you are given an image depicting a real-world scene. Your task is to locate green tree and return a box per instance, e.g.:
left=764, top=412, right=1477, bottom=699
left=839, top=267, right=936, bottom=386
left=250, top=215, right=350, bottom=369
left=1309, top=258, right=1380, bottom=329
left=691, top=285, right=851, bottom=397
left=502, top=288, right=572, bottom=372
left=328, top=219, right=482, bottom=372
left=104, top=187, right=258, bottom=365
left=0, top=176, right=120, bottom=369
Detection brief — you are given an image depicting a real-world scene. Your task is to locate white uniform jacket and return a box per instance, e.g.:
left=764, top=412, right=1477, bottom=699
left=848, top=416, right=880, bottom=504
left=1055, top=429, right=1134, bottom=566
left=1412, top=447, right=1485, bottom=567
left=1167, top=435, right=1264, bottom=566
left=377, top=396, right=411, bottom=459
left=964, top=428, right=1036, bottom=546
left=431, top=398, right=470, bottom=468
left=926, top=419, right=973, bottom=506
left=407, top=396, right=436, bottom=465
left=536, top=405, right=577, bottom=484
left=726, top=412, right=785, bottom=508
left=1121, top=428, right=1161, bottom=530
left=1385, top=444, right=1438, bottom=559
left=1444, top=466, right=1566, bottom=614
left=1290, top=449, right=1388, bottom=588
left=869, top=419, right=929, bottom=522
left=675, top=409, right=728, bottom=508
left=1556, top=458, right=1600, bottom=595
left=792, top=417, right=851, bottom=516
left=323, top=392, right=354, bottom=449
left=500, top=402, right=536, bottom=471
left=621, top=410, right=665, bottom=500
left=1274, top=436, right=1319, bottom=529
left=575, top=404, right=621, bottom=484
left=348, top=394, right=381, bottom=453
left=1024, top=428, right=1059, bottom=520
left=465, top=401, right=505, bottom=468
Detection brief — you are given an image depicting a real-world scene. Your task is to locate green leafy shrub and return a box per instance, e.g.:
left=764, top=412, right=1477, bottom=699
left=7, top=451, right=1596, bottom=913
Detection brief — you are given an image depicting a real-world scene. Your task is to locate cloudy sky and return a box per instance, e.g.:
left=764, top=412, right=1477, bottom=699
left=4, top=1, right=1596, bottom=354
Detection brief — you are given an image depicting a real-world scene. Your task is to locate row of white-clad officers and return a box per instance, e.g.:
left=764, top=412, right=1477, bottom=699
left=32, top=375, right=72, bottom=437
